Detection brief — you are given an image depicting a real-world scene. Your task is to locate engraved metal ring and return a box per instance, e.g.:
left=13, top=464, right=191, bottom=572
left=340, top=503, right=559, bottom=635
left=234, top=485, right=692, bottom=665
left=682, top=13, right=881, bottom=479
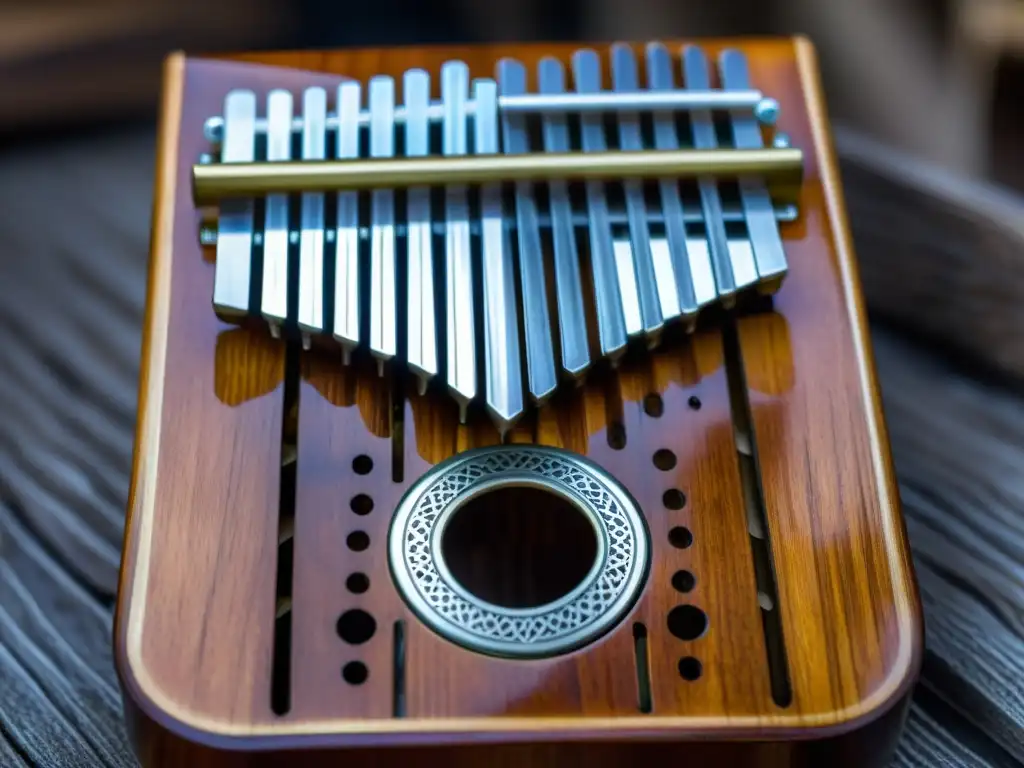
left=388, top=445, right=650, bottom=658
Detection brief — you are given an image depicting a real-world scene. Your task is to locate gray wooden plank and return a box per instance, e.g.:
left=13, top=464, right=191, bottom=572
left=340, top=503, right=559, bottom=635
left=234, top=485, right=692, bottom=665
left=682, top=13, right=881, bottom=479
left=839, top=128, right=1024, bottom=384
left=872, top=330, right=1024, bottom=765
left=0, top=593, right=134, bottom=766
left=0, top=504, right=114, bottom=669
left=893, top=701, right=1008, bottom=768
left=0, top=732, right=31, bottom=768
left=0, top=640, right=109, bottom=767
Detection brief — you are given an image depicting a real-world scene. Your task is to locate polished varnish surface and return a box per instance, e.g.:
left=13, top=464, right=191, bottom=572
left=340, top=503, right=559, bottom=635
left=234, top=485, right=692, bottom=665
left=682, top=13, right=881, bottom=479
left=113, top=37, right=922, bottom=763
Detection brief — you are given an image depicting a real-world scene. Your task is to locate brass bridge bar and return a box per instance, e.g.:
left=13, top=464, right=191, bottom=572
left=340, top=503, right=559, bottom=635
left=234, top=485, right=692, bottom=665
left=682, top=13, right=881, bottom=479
left=191, top=148, right=803, bottom=206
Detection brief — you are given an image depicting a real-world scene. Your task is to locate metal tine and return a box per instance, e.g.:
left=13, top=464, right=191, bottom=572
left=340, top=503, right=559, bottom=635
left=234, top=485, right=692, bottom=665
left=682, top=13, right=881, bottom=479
left=610, top=44, right=665, bottom=346
left=368, top=76, right=397, bottom=375
left=496, top=58, right=557, bottom=406
left=681, top=45, right=755, bottom=306
left=442, top=60, right=477, bottom=422
left=644, top=43, right=713, bottom=320
left=403, top=68, right=437, bottom=396
left=475, top=77, right=525, bottom=439
left=297, top=87, right=327, bottom=350
left=537, top=57, right=590, bottom=382
left=718, top=49, right=788, bottom=292
left=212, top=89, right=256, bottom=320
left=261, top=90, right=293, bottom=338
left=570, top=49, right=629, bottom=365
left=333, top=80, right=361, bottom=363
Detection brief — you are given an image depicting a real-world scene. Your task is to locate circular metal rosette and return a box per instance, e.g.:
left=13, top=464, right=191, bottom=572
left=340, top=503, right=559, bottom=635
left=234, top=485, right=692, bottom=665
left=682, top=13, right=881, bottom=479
left=388, top=445, right=650, bottom=659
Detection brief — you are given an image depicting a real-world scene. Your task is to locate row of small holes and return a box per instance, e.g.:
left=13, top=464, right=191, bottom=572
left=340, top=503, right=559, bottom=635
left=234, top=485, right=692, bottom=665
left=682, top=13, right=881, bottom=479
left=647, top=393, right=705, bottom=682
left=340, top=455, right=377, bottom=686
left=609, top=393, right=701, bottom=452
left=644, top=393, right=702, bottom=417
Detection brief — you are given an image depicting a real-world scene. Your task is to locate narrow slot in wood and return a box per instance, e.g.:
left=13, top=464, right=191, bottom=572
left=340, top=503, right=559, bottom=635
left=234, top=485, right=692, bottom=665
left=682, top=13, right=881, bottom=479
left=722, top=317, right=793, bottom=707
left=632, top=622, right=653, bottom=713
left=392, top=620, right=407, bottom=718
left=271, top=341, right=301, bottom=715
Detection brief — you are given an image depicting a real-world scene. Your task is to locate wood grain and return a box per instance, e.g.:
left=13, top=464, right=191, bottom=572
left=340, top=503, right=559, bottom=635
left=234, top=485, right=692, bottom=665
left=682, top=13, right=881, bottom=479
left=112, top=37, right=922, bottom=766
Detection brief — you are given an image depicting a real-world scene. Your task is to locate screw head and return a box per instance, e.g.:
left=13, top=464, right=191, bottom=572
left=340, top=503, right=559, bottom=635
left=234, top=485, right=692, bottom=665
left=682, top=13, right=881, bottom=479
left=754, top=97, right=780, bottom=126
left=203, top=117, right=224, bottom=144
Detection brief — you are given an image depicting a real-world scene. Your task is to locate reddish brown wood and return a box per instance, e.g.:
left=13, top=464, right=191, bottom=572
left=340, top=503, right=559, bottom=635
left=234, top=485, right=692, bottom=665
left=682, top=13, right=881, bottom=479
left=113, top=37, right=923, bottom=767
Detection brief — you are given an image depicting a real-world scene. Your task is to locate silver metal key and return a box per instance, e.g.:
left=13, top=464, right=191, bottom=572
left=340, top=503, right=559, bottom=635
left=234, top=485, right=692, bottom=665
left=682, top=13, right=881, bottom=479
left=333, top=81, right=361, bottom=362
left=682, top=45, right=755, bottom=303
left=536, top=56, right=593, bottom=382
left=442, top=60, right=476, bottom=421
left=497, top=58, right=557, bottom=405
left=610, top=44, right=665, bottom=343
left=537, top=57, right=590, bottom=382
left=718, top=49, right=788, bottom=291
left=297, top=87, right=327, bottom=350
left=475, top=77, right=524, bottom=438
left=571, top=50, right=629, bottom=364
left=368, top=76, right=397, bottom=374
left=212, top=90, right=256, bottom=319
left=403, top=68, right=437, bottom=395
left=260, top=89, right=293, bottom=337
left=645, top=43, right=711, bottom=320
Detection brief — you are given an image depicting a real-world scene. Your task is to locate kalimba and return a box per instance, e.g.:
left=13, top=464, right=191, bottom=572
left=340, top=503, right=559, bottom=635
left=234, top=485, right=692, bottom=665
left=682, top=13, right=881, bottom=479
left=114, top=37, right=923, bottom=768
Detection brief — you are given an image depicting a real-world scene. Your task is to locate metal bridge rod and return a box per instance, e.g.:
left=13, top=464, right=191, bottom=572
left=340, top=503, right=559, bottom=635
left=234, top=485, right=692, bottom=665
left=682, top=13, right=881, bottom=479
left=202, top=88, right=779, bottom=142
left=191, top=147, right=803, bottom=206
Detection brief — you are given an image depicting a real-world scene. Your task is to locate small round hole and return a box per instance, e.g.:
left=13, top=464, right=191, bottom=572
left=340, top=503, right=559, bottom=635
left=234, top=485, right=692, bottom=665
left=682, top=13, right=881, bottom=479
left=337, top=609, right=376, bottom=644
left=342, top=661, right=368, bottom=685
left=352, top=455, right=373, bottom=475
left=667, top=604, right=708, bottom=641
left=653, top=449, right=676, bottom=471
left=346, top=572, right=370, bottom=594
left=608, top=423, right=626, bottom=450
left=672, top=570, right=696, bottom=593
left=668, top=526, right=692, bottom=548
left=688, top=396, right=701, bottom=411
left=663, top=489, right=686, bottom=510
left=347, top=531, right=370, bottom=551
left=643, top=394, right=664, bottom=418
left=678, top=656, right=702, bottom=681
left=350, top=494, right=374, bottom=516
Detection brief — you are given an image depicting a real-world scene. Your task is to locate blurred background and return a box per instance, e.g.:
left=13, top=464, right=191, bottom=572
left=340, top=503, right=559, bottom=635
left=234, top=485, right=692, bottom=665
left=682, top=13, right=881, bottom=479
left=0, top=2, right=1022, bottom=767
left=2, top=0, right=1022, bottom=187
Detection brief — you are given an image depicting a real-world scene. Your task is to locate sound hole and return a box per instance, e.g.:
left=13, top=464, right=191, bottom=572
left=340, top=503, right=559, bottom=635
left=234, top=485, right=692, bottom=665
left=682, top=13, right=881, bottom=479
left=440, top=485, right=599, bottom=610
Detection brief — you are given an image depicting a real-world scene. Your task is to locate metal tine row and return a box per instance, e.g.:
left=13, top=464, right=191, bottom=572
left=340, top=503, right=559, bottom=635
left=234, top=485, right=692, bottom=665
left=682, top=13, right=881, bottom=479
left=208, top=43, right=787, bottom=437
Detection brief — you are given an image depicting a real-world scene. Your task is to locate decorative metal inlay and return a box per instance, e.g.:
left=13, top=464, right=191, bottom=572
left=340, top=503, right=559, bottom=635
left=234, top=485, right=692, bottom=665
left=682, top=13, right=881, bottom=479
left=388, top=445, right=650, bottom=658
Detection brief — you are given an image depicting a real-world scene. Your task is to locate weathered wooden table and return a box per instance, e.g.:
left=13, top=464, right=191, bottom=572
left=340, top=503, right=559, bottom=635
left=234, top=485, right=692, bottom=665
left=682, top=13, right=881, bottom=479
left=0, top=125, right=1021, bottom=767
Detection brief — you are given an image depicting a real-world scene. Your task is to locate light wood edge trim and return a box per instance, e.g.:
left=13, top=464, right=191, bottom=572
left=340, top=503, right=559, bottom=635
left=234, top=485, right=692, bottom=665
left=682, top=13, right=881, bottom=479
left=115, top=42, right=923, bottom=748
left=114, top=51, right=183, bottom=713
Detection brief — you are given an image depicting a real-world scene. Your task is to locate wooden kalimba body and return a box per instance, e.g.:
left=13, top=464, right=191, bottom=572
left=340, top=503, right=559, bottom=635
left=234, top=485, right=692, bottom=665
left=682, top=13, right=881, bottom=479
left=113, top=37, right=923, bottom=767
